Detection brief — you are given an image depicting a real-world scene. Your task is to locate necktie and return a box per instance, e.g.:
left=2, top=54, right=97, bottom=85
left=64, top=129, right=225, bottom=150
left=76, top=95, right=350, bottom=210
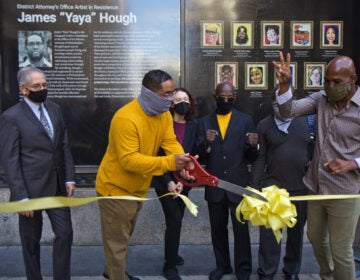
left=39, top=106, right=53, bottom=140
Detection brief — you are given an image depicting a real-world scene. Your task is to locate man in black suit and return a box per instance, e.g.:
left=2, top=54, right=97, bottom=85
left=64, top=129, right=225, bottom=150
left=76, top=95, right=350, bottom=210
left=0, top=67, right=75, bottom=280
left=196, top=82, right=259, bottom=280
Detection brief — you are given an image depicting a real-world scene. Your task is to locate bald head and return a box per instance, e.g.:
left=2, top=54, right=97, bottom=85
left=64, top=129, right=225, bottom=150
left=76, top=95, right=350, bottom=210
left=325, top=56, right=357, bottom=86
left=215, top=81, right=234, bottom=96
left=324, top=56, right=358, bottom=105
left=326, top=56, right=356, bottom=76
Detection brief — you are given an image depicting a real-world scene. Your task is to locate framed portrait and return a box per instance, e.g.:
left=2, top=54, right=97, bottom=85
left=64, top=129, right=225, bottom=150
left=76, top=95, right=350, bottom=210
left=261, top=21, right=284, bottom=49
left=304, top=62, right=326, bottom=90
left=290, top=21, right=313, bottom=49
left=231, top=21, right=254, bottom=49
left=215, top=62, right=238, bottom=88
left=18, top=30, right=53, bottom=68
left=320, top=21, right=343, bottom=49
left=245, top=62, right=268, bottom=90
left=274, top=62, right=298, bottom=89
left=201, top=20, right=224, bottom=48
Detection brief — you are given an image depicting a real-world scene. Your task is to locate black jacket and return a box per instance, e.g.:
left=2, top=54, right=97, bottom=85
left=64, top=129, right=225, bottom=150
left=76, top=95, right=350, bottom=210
left=196, top=109, right=258, bottom=203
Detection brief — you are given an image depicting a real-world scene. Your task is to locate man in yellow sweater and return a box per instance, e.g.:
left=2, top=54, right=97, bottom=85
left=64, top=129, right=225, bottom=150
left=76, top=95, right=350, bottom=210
left=96, top=69, right=193, bottom=280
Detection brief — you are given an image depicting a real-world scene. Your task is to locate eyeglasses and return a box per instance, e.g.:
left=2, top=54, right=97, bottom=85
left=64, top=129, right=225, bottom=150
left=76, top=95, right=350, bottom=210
left=206, top=32, right=218, bottom=36
left=25, top=83, right=48, bottom=91
left=220, top=72, right=233, bottom=76
left=159, top=90, right=176, bottom=99
left=217, top=96, right=235, bottom=102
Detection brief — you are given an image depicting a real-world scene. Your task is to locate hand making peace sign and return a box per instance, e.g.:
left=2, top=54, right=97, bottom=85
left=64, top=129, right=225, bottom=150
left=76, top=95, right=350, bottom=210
left=272, top=51, right=292, bottom=94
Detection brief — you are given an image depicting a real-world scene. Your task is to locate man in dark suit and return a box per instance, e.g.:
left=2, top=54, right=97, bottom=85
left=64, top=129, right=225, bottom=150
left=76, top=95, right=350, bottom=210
left=196, top=82, right=259, bottom=280
left=0, top=67, right=75, bottom=280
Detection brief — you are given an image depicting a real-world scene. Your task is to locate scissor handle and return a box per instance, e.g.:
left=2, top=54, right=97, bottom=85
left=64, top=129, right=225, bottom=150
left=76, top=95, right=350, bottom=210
left=173, top=155, right=219, bottom=187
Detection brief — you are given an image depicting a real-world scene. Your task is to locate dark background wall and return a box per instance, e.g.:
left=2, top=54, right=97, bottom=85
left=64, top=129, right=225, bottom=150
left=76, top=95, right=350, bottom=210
left=184, top=0, right=360, bottom=118
left=0, top=0, right=359, bottom=167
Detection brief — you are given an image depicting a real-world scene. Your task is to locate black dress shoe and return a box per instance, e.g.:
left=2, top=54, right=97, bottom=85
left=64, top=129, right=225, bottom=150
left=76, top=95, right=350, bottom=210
left=103, top=271, right=109, bottom=279
left=102, top=271, right=140, bottom=280
left=163, top=266, right=182, bottom=280
left=209, top=267, right=232, bottom=280
left=236, top=273, right=252, bottom=280
left=284, top=275, right=299, bottom=280
left=176, top=255, right=184, bottom=265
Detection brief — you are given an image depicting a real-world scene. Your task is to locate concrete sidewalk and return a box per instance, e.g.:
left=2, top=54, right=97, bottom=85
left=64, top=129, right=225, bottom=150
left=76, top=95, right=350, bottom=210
left=0, top=244, right=323, bottom=279
left=0, top=276, right=321, bottom=280
left=0, top=277, right=321, bottom=280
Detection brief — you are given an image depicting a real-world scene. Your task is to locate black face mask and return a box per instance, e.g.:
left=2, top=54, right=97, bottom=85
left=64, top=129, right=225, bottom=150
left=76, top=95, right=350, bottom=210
left=26, top=88, right=48, bottom=103
left=216, top=100, right=233, bottom=115
left=173, top=102, right=190, bottom=115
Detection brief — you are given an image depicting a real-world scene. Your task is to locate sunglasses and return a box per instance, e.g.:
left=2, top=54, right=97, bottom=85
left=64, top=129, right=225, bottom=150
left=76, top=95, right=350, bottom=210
left=217, top=96, right=235, bottom=102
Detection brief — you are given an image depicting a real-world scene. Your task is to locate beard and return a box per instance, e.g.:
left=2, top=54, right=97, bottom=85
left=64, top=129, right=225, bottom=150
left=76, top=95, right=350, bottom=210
left=28, top=51, right=44, bottom=60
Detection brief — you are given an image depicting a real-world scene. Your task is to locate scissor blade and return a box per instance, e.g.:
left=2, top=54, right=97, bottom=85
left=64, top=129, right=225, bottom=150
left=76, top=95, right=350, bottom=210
left=217, top=179, right=268, bottom=202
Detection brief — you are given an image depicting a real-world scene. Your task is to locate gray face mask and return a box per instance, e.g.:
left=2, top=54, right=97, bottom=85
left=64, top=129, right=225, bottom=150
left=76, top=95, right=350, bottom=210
left=138, top=85, right=173, bottom=116
left=324, top=83, right=351, bottom=102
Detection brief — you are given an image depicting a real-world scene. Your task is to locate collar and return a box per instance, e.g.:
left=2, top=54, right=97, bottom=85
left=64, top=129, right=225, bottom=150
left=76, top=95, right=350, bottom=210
left=349, top=86, right=360, bottom=107
left=24, top=96, right=43, bottom=110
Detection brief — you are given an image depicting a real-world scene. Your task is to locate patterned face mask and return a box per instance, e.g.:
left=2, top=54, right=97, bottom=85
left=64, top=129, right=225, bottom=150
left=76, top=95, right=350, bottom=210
left=324, top=83, right=351, bottom=102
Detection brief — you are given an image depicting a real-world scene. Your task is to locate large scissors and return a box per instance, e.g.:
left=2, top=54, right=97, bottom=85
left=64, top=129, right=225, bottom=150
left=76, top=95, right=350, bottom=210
left=174, top=155, right=268, bottom=202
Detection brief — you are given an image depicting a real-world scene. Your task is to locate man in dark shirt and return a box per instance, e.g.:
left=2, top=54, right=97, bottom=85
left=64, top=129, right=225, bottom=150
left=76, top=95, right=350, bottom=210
left=251, top=90, right=312, bottom=280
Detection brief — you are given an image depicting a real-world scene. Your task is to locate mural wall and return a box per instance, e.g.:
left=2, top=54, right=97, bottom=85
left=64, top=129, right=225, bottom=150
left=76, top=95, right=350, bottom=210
left=184, top=0, right=360, bottom=118
left=1, top=0, right=359, bottom=166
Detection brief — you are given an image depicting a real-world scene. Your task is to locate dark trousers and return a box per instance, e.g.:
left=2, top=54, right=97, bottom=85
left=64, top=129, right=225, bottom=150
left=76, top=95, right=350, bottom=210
left=19, top=207, right=73, bottom=280
left=208, top=197, right=252, bottom=280
left=156, top=187, right=189, bottom=269
left=258, top=200, right=307, bottom=279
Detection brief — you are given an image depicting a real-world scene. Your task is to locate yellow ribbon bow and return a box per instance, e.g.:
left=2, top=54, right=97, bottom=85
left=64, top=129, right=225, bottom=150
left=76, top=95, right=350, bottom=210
left=236, top=185, right=297, bottom=243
